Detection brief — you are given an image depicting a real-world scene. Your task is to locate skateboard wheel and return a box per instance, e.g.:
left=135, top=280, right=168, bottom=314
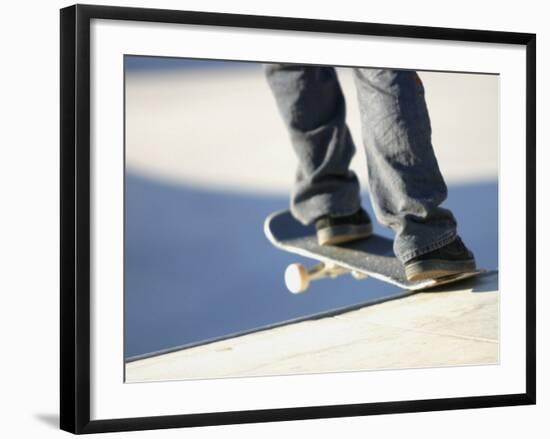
left=285, top=263, right=309, bottom=293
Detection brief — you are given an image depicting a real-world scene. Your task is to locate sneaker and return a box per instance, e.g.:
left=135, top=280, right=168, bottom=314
left=315, top=208, right=373, bottom=245
left=404, top=236, right=476, bottom=282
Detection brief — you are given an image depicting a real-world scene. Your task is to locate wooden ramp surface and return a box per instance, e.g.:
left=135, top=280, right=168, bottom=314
left=126, top=271, right=498, bottom=383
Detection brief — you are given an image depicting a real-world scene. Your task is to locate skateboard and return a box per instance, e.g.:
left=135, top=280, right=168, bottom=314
left=264, top=210, right=483, bottom=294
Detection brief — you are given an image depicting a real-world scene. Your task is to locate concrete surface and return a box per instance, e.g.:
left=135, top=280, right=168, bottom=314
left=126, top=271, right=498, bottom=382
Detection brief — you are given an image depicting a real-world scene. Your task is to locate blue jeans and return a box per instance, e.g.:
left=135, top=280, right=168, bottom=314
left=264, top=65, right=457, bottom=263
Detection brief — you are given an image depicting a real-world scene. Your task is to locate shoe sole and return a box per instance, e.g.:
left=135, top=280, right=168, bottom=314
left=317, top=223, right=373, bottom=246
left=405, top=258, right=476, bottom=282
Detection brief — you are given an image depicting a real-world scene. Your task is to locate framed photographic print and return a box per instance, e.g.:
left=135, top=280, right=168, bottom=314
left=60, top=4, right=536, bottom=434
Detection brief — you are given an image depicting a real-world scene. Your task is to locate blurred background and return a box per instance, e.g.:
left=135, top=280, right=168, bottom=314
left=124, top=56, right=498, bottom=360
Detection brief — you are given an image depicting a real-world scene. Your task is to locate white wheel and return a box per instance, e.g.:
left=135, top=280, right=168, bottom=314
left=285, top=263, right=309, bottom=294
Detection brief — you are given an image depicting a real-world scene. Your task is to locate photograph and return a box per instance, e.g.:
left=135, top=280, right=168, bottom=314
left=123, top=56, right=499, bottom=383
left=59, top=4, right=535, bottom=433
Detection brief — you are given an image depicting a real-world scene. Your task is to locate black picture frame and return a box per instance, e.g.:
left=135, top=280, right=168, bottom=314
left=60, top=3, right=536, bottom=434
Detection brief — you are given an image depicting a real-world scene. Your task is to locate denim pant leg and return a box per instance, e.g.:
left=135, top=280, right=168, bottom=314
left=264, top=64, right=361, bottom=224
left=353, top=68, right=457, bottom=262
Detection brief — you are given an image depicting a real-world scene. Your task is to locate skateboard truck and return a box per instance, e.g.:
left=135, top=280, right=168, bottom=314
left=284, top=262, right=368, bottom=294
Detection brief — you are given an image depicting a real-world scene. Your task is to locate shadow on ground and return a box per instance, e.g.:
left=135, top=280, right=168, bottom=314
left=125, top=172, right=498, bottom=359
left=34, top=413, right=58, bottom=429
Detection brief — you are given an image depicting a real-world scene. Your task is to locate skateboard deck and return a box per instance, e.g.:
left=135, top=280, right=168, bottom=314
left=265, top=210, right=483, bottom=293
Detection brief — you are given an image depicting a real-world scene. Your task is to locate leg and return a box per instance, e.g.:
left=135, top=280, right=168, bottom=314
left=353, top=68, right=458, bottom=263
left=264, top=64, right=360, bottom=224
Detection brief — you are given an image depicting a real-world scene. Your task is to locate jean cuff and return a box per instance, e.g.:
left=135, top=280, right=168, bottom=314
left=290, top=193, right=361, bottom=225
left=399, top=230, right=457, bottom=263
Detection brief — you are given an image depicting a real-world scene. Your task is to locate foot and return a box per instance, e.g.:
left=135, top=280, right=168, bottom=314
left=315, top=208, right=373, bottom=245
left=404, top=236, right=476, bottom=282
